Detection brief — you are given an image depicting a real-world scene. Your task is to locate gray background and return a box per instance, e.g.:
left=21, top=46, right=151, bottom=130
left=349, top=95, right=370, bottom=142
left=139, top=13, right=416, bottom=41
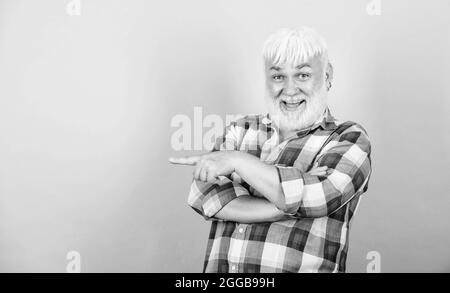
left=0, top=0, right=449, bottom=272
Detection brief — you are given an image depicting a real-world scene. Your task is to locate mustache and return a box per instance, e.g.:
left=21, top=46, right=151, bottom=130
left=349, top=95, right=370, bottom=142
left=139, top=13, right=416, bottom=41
left=273, top=96, right=308, bottom=106
left=274, top=90, right=304, bottom=98
left=271, top=90, right=310, bottom=101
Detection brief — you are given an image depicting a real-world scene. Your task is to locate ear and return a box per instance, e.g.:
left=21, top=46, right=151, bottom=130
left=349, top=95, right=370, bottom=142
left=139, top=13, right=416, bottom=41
left=325, top=62, right=334, bottom=84
left=325, top=62, right=334, bottom=91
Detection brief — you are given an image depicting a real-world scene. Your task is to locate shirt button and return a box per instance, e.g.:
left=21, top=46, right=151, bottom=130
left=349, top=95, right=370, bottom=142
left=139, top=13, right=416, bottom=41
left=231, top=265, right=237, bottom=271
left=238, top=227, right=244, bottom=233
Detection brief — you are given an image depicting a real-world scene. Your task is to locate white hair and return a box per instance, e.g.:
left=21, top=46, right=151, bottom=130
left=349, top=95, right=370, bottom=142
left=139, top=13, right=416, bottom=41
left=262, top=27, right=328, bottom=66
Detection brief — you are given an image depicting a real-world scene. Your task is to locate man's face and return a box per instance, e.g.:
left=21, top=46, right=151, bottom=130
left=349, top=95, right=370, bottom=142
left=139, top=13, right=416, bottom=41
left=264, top=54, right=329, bottom=133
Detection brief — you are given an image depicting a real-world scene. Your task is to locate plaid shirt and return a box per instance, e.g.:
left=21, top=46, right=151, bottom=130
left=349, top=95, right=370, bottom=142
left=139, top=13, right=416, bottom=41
left=187, top=108, right=372, bottom=273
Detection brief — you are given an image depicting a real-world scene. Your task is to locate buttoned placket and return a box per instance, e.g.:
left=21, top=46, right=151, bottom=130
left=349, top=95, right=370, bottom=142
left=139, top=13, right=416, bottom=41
left=261, top=116, right=309, bottom=164
left=260, top=117, right=283, bottom=163
left=227, top=112, right=330, bottom=273
left=229, top=223, right=247, bottom=273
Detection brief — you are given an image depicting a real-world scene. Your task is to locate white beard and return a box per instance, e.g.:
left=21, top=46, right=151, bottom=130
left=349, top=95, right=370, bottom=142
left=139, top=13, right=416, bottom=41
left=265, top=86, right=328, bottom=133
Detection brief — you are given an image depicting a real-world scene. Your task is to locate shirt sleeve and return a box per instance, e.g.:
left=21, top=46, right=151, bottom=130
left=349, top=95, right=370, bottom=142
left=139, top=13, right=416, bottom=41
left=187, top=177, right=251, bottom=220
left=186, top=118, right=250, bottom=220
left=275, top=123, right=372, bottom=218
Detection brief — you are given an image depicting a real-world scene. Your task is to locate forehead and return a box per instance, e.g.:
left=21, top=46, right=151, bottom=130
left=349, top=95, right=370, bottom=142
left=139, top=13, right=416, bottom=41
left=265, top=54, right=324, bottom=71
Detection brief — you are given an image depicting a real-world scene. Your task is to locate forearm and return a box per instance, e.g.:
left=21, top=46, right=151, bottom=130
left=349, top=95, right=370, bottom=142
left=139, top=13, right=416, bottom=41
left=215, top=195, right=288, bottom=223
left=234, top=152, right=287, bottom=211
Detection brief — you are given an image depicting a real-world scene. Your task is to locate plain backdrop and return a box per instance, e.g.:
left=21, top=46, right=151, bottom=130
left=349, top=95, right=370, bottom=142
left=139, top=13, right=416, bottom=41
left=0, top=0, right=449, bottom=272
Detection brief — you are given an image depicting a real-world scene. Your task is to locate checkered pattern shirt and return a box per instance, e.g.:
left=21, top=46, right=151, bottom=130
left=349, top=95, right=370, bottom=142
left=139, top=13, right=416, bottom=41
left=187, top=108, right=372, bottom=273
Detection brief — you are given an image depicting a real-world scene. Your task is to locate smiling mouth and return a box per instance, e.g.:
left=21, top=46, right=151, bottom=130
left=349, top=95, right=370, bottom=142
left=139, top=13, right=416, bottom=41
left=280, top=100, right=306, bottom=111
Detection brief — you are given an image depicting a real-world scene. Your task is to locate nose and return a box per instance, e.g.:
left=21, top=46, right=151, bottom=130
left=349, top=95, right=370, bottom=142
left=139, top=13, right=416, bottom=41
left=283, top=77, right=299, bottom=96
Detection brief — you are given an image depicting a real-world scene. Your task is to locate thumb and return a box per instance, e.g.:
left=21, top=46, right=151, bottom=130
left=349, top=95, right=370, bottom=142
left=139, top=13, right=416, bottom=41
left=168, top=156, right=201, bottom=166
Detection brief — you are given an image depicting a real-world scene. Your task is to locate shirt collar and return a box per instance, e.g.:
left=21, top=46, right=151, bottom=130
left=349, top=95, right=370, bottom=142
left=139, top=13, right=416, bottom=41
left=315, top=107, right=338, bottom=131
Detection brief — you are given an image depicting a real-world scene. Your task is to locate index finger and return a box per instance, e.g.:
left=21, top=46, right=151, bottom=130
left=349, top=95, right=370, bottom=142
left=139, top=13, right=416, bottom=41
left=312, top=166, right=328, bottom=171
left=168, top=156, right=201, bottom=166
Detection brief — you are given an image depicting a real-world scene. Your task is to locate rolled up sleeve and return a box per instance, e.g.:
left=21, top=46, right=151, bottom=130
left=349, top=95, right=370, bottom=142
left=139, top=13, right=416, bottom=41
left=187, top=118, right=250, bottom=220
left=188, top=177, right=251, bottom=220
left=275, top=125, right=372, bottom=218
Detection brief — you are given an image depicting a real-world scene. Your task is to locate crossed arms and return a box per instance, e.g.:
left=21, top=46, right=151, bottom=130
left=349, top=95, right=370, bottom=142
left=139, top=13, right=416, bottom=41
left=169, top=123, right=372, bottom=224
left=180, top=152, right=328, bottom=223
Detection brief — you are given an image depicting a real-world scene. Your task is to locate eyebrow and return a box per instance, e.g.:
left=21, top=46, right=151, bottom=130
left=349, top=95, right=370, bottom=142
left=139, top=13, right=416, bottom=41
left=269, top=64, right=311, bottom=71
left=295, top=64, right=311, bottom=69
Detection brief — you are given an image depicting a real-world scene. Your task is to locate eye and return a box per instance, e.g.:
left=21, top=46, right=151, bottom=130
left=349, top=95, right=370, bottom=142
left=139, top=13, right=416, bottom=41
left=271, top=75, right=285, bottom=82
left=297, top=73, right=311, bottom=81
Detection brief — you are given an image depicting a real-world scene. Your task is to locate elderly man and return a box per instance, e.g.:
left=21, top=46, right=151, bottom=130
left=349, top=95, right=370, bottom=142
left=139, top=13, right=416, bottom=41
left=169, top=27, right=372, bottom=273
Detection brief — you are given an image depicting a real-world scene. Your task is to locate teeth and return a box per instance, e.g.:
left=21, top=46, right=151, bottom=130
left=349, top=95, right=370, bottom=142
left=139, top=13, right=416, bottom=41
left=283, top=101, right=303, bottom=105
left=281, top=100, right=304, bottom=110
